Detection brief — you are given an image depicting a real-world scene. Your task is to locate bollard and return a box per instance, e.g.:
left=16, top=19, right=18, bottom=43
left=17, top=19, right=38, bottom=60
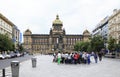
left=2, top=69, right=5, bottom=77
left=31, top=57, right=37, bottom=68
left=11, top=61, right=20, bottom=77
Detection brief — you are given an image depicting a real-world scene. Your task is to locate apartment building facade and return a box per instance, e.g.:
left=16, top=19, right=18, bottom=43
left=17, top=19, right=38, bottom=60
left=92, top=16, right=109, bottom=47
left=108, top=9, right=120, bottom=44
left=0, top=13, right=20, bottom=49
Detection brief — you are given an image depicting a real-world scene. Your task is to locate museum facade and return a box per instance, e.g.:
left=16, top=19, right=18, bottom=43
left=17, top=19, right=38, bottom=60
left=23, top=15, right=90, bottom=54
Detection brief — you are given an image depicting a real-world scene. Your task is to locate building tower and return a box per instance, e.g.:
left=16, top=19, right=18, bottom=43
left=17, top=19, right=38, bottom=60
left=23, top=29, right=32, bottom=53
left=50, top=15, right=65, bottom=52
left=83, top=29, right=90, bottom=42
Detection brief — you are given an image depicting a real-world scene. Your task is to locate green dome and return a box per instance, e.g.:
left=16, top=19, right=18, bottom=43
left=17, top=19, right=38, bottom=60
left=53, top=15, right=63, bottom=24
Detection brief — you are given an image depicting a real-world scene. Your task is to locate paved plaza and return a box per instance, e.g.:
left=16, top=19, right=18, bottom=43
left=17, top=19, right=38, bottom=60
left=1, top=55, right=120, bottom=77
left=20, top=55, right=120, bottom=77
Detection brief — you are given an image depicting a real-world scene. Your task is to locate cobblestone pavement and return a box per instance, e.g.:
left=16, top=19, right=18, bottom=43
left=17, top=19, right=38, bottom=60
left=19, top=55, right=120, bottom=77
left=1, top=55, right=120, bottom=77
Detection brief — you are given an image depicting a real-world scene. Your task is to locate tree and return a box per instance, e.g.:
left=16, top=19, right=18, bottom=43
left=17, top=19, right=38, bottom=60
left=90, top=35, right=104, bottom=52
left=18, top=44, right=24, bottom=52
left=108, top=37, right=116, bottom=51
left=115, top=43, right=120, bottom=52
left=74, top=36, right=104, bottom=52
left=0, top=34, right=15, bottom=53
left=87, top=45, right=92, bottom=52
left=74, top=42, right=80, bottom=51
left=79, top=41, right=90, bottom=52
left=74, top=41, right=90, bottom=52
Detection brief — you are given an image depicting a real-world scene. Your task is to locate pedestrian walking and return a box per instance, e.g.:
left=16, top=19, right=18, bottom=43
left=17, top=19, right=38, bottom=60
left=87, top=53, right=91, bottom=64
left=61, top=52, right=65, bottom=63
left=82, top=52, right=87, bottom=64
left=53, top=52, right=57, bottom=62
left=94, top=52, right=98, bottom=63
left=98, top=51, right=103, bottom=61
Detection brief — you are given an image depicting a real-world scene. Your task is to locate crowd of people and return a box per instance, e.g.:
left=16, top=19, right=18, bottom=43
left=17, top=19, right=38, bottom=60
left=53, top=51, right=103, bottom=65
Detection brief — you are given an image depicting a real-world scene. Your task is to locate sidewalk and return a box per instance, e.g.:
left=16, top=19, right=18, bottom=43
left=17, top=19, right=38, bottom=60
left=0, top=67, right=11, bottom=77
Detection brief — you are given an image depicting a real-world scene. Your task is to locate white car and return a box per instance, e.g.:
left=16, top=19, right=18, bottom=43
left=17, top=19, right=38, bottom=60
left=4, top=54, right=11, bottom=59
left=16, top=53, right=21, bottom=57
left=0, top=54, right=5, bottom=59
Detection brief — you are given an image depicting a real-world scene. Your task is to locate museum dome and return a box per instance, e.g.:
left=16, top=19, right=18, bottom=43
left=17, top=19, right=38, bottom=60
left=53, top=15, right=63, bottom=24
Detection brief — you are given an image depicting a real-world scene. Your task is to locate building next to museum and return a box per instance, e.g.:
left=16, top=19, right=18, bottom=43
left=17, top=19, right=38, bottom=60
left=92, top=9, right=120, bottom=49
left=23, top=15, right=90, bottom=54
left=108, top=9, right=120, bottom=44
left=0, top=13, right=21, bottom=50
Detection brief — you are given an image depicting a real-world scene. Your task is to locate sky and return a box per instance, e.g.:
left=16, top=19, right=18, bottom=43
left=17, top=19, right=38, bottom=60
left=0, top=0, right=120, bottom=36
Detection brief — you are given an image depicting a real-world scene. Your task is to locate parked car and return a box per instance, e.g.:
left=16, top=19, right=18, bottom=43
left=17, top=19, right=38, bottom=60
left=0, top=54, right=5, bottom=59
left=16, top=53, right=21, bottom=57
left=4, top=54, right=11, bottom=59
left=10, top=52, right=16, bottom=58
left=104, top=53, right=116, bottom=58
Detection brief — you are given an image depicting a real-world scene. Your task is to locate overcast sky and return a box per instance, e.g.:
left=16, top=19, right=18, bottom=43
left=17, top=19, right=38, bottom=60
left=0, top=0, right=120, bottom=35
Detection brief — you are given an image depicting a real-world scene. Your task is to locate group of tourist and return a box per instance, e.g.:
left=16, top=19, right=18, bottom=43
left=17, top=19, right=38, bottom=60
left=53, top=51, right=103, bottom=65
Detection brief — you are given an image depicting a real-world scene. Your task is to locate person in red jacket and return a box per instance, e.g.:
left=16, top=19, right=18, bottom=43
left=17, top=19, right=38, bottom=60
left=74, top=53, right=78, bottom=64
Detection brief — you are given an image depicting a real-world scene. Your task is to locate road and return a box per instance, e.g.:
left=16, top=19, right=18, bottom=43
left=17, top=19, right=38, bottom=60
left=0, top=55, right=33, bottom=69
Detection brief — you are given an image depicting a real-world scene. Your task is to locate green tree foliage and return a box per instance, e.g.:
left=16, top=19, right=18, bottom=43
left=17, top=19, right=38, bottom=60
left=0, top=34, right=14, bottom=53
left=74, top=36, right=104, bottom=52
left=74, top=42, right=80, bottom=51
left=90, top=35, right=104, bottom=52
left=115, top=43, right=120, bottom=52
left=87, top=45, right=92, bottom=52
left=74, top=41, right=90, bottom=52
left=108, top=37, right=116, bottom=51
left=18, top=44, right=24, bottom=52
left=80, top=41, right=90, bottom=51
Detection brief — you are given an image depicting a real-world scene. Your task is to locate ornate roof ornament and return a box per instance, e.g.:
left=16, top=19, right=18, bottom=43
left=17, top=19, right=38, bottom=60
left=83, top=29, right=90, bottom=35
left=53, top=15, right=63, bottom=24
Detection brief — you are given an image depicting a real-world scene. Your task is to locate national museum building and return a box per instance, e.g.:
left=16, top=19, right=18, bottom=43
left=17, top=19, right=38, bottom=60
left=23, top=15, right=90, bottom=54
